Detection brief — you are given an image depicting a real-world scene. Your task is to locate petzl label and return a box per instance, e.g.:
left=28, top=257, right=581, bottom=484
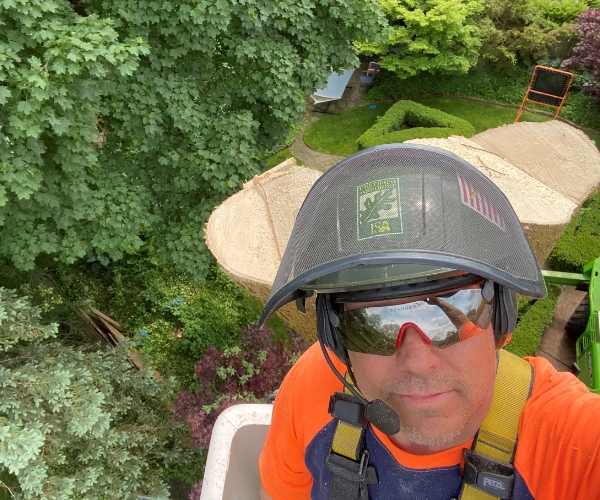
left=357, top=178, right=403, bottom=241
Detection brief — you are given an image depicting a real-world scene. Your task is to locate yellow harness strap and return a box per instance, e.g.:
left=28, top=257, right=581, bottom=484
left=459, top=349, right=533, bottom=500
left=329, top=350, right=533, bottom=500
left=330, top=374, right=367, bottom=461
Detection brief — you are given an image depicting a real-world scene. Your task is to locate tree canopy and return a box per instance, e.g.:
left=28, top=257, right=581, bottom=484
left=476, top=0, right=574, bottom=71
left=356, top=0, right=483, bottom=78
left=0, top=288, right=194, bottom=499
left=0, top=0, right=385, bottom=279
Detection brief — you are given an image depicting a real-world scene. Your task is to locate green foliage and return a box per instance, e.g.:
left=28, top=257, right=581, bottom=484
left=356, top=100, right=475, bottom=149
left=0, top=0, right=386, bottom=281
left=505, top=284, right=561, bottom=357
left=53, top=250, right=265, bottom=388
left=367, top=65, right=600, bottom=130
left=476, top=0, right=574, bottom=71
left=0, top=289, right=196, bottom=499
left=0, top=1, right=152, bottom=272
left=368, top=65, right=530, bottom=102
left=356, top=0, right=482, bottom=78
left=548, top=189, right=600, bottom=272
left=265, top=149, right=304, bottom=169
left=0, top=289, right=58, bottom=352
left=529, top=0, right=590, bottom=24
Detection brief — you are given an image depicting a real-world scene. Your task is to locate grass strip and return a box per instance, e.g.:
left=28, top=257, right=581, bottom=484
left=548, top=188, right=600, bottom=272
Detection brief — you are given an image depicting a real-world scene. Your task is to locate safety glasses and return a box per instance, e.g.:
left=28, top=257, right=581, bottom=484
left=336, top=286, right=494, bottom=356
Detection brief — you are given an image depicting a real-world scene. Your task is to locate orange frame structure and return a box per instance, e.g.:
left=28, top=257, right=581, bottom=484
left=515, top=65, right=574, bottom=123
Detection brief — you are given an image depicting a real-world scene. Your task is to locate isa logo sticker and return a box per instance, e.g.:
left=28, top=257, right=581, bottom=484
left=357, top=178, right=403, bottom=241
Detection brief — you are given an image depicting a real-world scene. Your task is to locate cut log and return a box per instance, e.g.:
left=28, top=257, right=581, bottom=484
left=408, top=121, right=600, bottom=264
left=471, top=121, right=600, bottom=205
left=406, top=135, right=578, bottom=265
left=205, top=158, right=322, bottom=345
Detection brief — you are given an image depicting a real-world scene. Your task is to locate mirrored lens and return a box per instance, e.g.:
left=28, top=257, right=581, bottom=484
left=338, top=288, right=494, bottom=355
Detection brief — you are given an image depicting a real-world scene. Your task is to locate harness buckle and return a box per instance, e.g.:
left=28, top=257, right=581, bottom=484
left=357, top=449, right=369, bottom=480
left=328, top=392, right=368, bottom=427
left=326, top=449, right=378, bottom=484
left=462, top=449, right=515, bottom=498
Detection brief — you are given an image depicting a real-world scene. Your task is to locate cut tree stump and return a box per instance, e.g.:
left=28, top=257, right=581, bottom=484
left=205, top=158, right=322, bottom=345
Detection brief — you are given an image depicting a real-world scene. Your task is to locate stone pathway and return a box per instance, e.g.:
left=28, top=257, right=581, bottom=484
left=536, top=286, right=582, bottom=371
left=291, top=67, right=370, bottom=173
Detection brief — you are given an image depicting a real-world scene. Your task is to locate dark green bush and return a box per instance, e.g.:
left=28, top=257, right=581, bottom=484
left=367, top=65, right=600, bottom=131
left=356, top=100, right=475, bottom=149
left=54, top=250, right=263, bottom=388
left=265, top=148, right=304, bottom=168
left=548, top=189, right=600, bottom=272
left=505, top=284, right=562, bottom=357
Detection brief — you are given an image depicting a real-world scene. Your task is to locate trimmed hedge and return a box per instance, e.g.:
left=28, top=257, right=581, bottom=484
left=505, top=284, right=562, bottom=358
left=548, top=188, right=600, bottom=272
left=367, top=65, right=600, bottom=131
left=356, top=100, right=475, bottom=150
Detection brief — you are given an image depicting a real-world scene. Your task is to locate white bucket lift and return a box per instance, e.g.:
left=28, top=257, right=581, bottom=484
left=200, top=404, right=273, bottom=500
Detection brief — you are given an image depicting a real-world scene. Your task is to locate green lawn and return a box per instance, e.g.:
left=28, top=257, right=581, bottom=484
left=303, top=98, right=599, bottom=155
left=303, top=102, right=394, bottom=156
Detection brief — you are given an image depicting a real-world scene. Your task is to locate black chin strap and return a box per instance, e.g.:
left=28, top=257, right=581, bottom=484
left=319, top=339, right=369, bottom=405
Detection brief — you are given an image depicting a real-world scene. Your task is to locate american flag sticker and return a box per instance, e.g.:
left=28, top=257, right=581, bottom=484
left=458, top=175, right=505, bottom=230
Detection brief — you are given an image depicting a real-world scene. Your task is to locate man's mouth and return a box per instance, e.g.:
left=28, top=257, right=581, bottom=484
left=396, top=391, right=453, bottom=407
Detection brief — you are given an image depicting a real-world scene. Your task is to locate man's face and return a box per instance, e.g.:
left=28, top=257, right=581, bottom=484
left=347, top=324, right=497, bottom=452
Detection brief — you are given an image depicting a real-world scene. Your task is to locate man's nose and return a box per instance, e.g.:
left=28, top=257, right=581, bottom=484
left=395, top=326, right=441, bottom=374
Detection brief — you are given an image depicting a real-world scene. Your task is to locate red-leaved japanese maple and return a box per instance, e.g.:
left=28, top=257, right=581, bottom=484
left=173, top=323, right=307, bottom=498
left=562, top=8, right=600, bottom=102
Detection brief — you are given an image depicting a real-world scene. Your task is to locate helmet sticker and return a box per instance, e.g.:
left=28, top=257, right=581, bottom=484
left=458, top=175, right=505, bottom=230
left=356, top=178, right=404, bottom=241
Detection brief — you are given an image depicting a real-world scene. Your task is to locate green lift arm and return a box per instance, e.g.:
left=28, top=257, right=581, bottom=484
left=542, top=257, right=600, bottom=394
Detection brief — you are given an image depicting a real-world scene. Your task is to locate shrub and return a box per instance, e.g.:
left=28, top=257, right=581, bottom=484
left=356, top=100, right=475, bottom=149
left=173, top=323, right=307, bottom=496
left=367, top=66, right=530, bottom=103
left=530, top=0, right=590, bottom=24
left=265, top=149, right=304, bottom=168
left=54, top=253, right=264, bottom=388
left=505, top=284, right=562, bottom=357
left=0, top=289, right=196, bottom=499
left=548, top=189, right=600, bottom=272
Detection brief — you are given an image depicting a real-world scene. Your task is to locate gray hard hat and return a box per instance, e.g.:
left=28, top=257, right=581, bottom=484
left=259, top=144, right=546, bottom=326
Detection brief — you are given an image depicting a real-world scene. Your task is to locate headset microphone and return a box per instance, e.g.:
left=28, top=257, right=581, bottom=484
left=319, top=339, right=401, bottom=436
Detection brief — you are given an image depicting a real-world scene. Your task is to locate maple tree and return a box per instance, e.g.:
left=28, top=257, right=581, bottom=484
left=356, top=0, right=483, bottom=78
left=0, top=0, right=385, bottom=279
